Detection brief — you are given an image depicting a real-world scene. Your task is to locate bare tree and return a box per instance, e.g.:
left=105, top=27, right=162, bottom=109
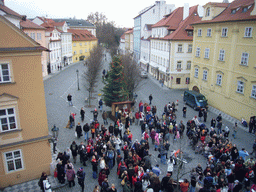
left=121, top=54, right=142, bottom=100
left=84, top=45, right=103, bottom=106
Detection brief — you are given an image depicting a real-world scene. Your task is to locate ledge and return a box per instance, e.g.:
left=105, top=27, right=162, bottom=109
left=235, top=91, right=244, bottom=95
left=239, top=64, right=248, bottom=67
left=0, top=82, right=16, bottom=85
left=0, top=129, right=22, bottom=135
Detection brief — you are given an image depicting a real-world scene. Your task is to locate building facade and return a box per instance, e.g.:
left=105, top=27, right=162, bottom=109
left=124, top=28, right=134, bottom=55
left=119, top=33, right=125, bottom=54
left=190, top=0, right=256, bottom=121
left=68, top=29, right=98, bottom=63
left=0, top=14, right=51, bottom=188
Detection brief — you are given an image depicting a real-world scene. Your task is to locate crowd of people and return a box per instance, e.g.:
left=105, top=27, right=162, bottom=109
left=41, top=93, right=256, bottom=192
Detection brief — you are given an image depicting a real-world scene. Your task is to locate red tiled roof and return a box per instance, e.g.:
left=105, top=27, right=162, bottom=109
left=67, top=29, right=97, bottom=41
left=53, top=21, right=65, bottom=26
left=163, top=5, right=202, bottom=41
left=37, top=17, right=55, bottom=24
left=0, top=4, right=22, bottom=18
left=120, top=34, right=125, bottom=39
left=152, top=7, right=183, bottom=29
left=193, top=0, right=256, bottom=25
left=20, top=19, right=45, bottom=30
left=125, top=29, right=133, bottom=34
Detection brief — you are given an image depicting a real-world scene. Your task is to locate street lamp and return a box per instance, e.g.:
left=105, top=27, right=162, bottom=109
left=76, top=69, right=80, bottom=90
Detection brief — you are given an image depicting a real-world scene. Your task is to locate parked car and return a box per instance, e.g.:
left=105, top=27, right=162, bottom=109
left=140, top=71, right=148, bottom=78
left=183, top=90, right=208, bottom=110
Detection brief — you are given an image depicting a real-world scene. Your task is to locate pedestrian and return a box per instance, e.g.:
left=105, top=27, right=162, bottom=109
left=203, top=108, right=207, bottom=122
left=69, top=113, right=74, bottom=129
left=56, top=161, right=65, bottom=184
left=42, top=176, right=52, bottom=192
left=75, top=122, right=83, bottom=138
left=77, top=167, right=85, bottom=192
left=250, top=139, right=256, bottom=158
left=135, top=111, right=140, bottom=125
left=92, top=108, right=98, bottom=121
left=232, top=122, right=238, bottom=139
left=67, top=94, right=73, bottom=106
left=102, top=111, right=108, bottom=125
left=139, top=101, right=143, bottom=112
left=93, top=185, right=100, bottom=192
left=217, top=120, right=222, bottom=135
left=99, top=99, right=103, bottom=112
left=38, top=172, right=47, bottom=192
left=211, top=118, right=216, bottom=128
left=70, top=141, right=78, bottom=164
left=238, top=148, right=249, bottom=160
left=216, top=113, right=222, bottom=122
left=106, top=146, right=115, bottom=169
left=152, top=164, right=161, bottom=177
left=167, top=156, right=174, bottom=174
left=198, top=108, right=203, bottom=121
left=149, top=94, right=153, bottom=105
left=91, top=155, right=98, bottom=179
left=108, top=184, right=117, bottom=192
left=83, top=123, right=90, bottom=141
left=182, top=105, right=187, bottom=118
left=66, top=164, right=76, bottom=188
left=101, top=178, right=109, bottom=192
left=80, top=107, right=85, bottom=122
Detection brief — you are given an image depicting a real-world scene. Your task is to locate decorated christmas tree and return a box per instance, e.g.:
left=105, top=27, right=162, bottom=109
left=102, top=56, right=126, bottom=107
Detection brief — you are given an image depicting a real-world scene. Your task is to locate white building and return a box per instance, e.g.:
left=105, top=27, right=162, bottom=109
left=119, top=33, right=125, bottom=54
left=150, top=4, right=203, bottom=89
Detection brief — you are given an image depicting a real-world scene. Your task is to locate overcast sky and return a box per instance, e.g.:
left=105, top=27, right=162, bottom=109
left=5, top=0, right=223, bottom=28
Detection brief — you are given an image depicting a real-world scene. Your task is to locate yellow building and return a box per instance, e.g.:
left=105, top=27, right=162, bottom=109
left=190, top=0, right=256, bottom=121
left=68, top=29, right=98, bottom=62
left=125, top=28, right=133, bottom=55
left=0, top=15, right=51, bottom=188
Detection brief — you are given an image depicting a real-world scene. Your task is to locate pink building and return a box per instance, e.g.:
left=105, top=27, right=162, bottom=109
left=20, top=18, right=48, bottom=77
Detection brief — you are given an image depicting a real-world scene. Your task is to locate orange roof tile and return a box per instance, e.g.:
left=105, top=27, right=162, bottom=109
left=68, top=29, right=97, bottom=41
left=20, top=19, right=45, bottom=30
left=193, top=0, right=256, bottom=25
left=0, top=4, right=22, bottom=18
left=125, top=29, right=133, bottom=34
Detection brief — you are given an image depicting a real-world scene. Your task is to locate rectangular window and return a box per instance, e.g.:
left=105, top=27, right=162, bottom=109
left=188, top=45, right=192, bottom=53
left=207, top=28, right=212, bottom=37
left=198, top=29, right=202, bottom=37
left=177, top=61, right=182, bottom=69
left=178, top=44, right=182, bottom=52
left=251, top=85, right=256, bottom=99
left=85, top=49, right=87, bottom=52
left=79, top=43, right=82, bottom=46
left=241, top=52, right=249, bottom=66
left=74, top=51, right=77, bottom=55
left=216, top=74, right=222, bottom=85
left=4, top=150, right=23, bottom=172
left=194, top=68, right=199, bottom=78
left=196, top=47, right=200, bottom=57
left=80, top=50, right=82, bottom=54
left=186, top=61, right=191, bottom=70
left=73, top=43, right=76, bottom=47
left=0, top=108, right=17, bottom=132
left=186, top=77, right=190, bottom=84
left=221, top=28, right=228, bottom=37
left=219, top=49, right=225, bottom=61
left=30, top=33, right=35, bottom=40
left=0, top=63, right=11, bottom=83
left=176, top=78, right=181, bottom=84
left=237, top=81, right=244, bottom=93
left=245, top=27, right=252, bottom=37
left=204, top=48, right=210, bottom=59
left=203, top=70, right=208, bottom=80
left=37, top=33, right=41, bottom=40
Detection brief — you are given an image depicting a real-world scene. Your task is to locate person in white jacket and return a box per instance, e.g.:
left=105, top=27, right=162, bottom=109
left=43, top=177, right=52, bottom=192
left=167, top=156, right=175, bottom=174
left=114, top=137, right=122, bottom=154
left=99, top=157, right=106, bottom=170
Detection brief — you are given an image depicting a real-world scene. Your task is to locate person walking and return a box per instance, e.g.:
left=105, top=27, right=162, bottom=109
left=38, top=172, right=48, bottom=192
left=70, top=141, right=78, bottom=164
left=198, top=108, right=203, bottom=121
left=80, top=107, right=85, bottom=122
left=232, top=122, right=238, bottom=139
left=83, top=123, right=90, bottom=141
left=203, top=108, right=207, bottom=122
left=67, top=94, right=73, bottom=106
left=77, top=167, right=85, bottom=192
left=99, top=99, right=103, bottom=112
left=75, top=122, right=83, bottom=138
left=66, top=164, right=76, bottom=188
left=217, top=120, right=222, bottom=135
left=102, top=111, right=108, bottom=125
left=182, top=105, right=187, bottom=118
left=250, top=139, right=256, bottom=158
left=92, top=108, right=98, bottom=121
left=149, top=94, right=153, bottom=105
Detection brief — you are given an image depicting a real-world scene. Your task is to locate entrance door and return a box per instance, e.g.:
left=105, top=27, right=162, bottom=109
left=192, top=86, right=200, bottom=93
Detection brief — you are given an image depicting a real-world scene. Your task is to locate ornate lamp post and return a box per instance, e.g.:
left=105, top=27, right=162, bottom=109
left=76, top=69, right=80, bottom=90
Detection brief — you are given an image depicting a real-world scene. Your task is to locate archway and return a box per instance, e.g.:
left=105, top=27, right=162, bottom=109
left=192, top=86, right=200, bottom=93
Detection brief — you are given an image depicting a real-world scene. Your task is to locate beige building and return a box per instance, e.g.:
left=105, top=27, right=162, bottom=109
left=0, top=7, right=51, bottom=189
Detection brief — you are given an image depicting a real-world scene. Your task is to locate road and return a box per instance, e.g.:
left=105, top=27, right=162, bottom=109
left=44, top=50, right=254, bottom=192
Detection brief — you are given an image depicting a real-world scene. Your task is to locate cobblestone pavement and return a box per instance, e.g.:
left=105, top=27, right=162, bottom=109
left=42, top=50, right=255, bottom=192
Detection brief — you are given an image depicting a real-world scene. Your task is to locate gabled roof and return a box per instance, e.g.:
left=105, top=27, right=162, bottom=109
left=20, top=19, right=45, bottom=30
left=204, top=2, right=229, bottom=8
left=52, top=18, right=95, bottom=27
left=68, top=29, right=97, bottom=41
left=193, top=0, right=256, bottom=25
left=37, top=16, right=55, bottom=24
left=152, top=7, right=183, bottom=29
left=134, top=5, right=156, bottom=19
left=163, top=5, right=201, bottom=41
left=0, top=3, right=22, bottom=19
left=125, top=29, right=133, bottom=34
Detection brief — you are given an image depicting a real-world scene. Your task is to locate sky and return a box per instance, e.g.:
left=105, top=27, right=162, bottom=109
left=5, top=0, right=224, bottom=28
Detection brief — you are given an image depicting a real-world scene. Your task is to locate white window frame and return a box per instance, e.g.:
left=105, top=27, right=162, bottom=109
left=216, top=74, right=222, bottom=86
left=251, top=85, right=256, bottom=99
left=194, top=68, right=199, bottom=78
left=206, top=8, right=210, bottom=17
left=73, top=43, right=76, bottom=47
left=237, top=81, right=244, bottom=93
left=186, top=77, right=190, bottom=84
left=30, top=33, right=35, bottom=40
left=203, top=70, right=208, bottom=80
left=245, top=27, right=252, bottom=37
left=221, top=28, right=228, bottom=37
left=188, top=44, right=192, bottom=53
left=198, top=29, right=202, bottom=37
left=241, top=52, right=249, bottom=66
left=207, top=28, right=212, bottom=37
left=37, top=33, right=41, bottom=40
left=177, top=44, right=182, bottom=52
left=0, top=63, right=11, bottom=83
left=186, top=61, right=191, bottom=70
left=177, top=61, right=182, bottom=69
left=0, top=107, right=17, bottom=132
left=219, top=49, right=225, bottom=61
left=80, top=50, right=82, bottom=54
left=196, top=47, right=200, bottom=57
left=4, top=149, right=24, bottom=173
left=204, top=48, right=210, bottom=59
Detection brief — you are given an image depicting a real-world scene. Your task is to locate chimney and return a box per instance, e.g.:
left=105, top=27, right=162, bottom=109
left=0, top=0, right=4, bottom=6
left=223, top=0, right=229, bottom=3
left=183, top=3, right=189, bottom=20
left=197, top=5, right=204, bottom=17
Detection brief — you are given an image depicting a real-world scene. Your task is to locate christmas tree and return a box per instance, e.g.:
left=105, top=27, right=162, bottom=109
left=102, top=56, right=126, bottom=107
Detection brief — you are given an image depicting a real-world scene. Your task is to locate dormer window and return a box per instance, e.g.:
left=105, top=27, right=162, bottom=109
left=187, top=31, right=193, bottom=36
left=231, top=9, right=236, bottom=14
left=206, top=7, right=210, bottom=17
left=242, top=7, right=248, bottom=12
